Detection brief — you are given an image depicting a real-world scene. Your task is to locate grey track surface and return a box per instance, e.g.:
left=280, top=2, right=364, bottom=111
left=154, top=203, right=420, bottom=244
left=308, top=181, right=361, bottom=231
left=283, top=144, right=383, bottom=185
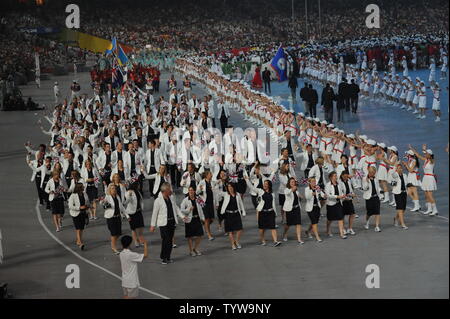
left=0, top=70, right=448, bottom=299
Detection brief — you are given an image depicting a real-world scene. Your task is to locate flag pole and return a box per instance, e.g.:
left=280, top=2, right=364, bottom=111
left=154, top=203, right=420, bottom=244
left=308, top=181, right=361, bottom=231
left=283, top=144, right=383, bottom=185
left=305, top=0, right=308, bottom=41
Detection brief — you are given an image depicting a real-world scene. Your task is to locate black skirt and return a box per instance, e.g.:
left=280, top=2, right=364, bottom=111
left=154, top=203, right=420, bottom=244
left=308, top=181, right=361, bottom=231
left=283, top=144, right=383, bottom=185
left=307, top=206, right=321, bottom=225
left=107, top=216, right=122, bottom=236
left=185, top=216, right=204, bottom=238
left=236, top=179, right=247, bottom=194
left=51, top=197, right=65, bottom=215
left=224, top=213, right=243, bottom=233
left=342, top=200, right=355, bottom=215
left=258, top=210, right=276, bottom=229
left=86, top=185, right=98, bottom=202
left=366, top=197, right=381, bottom=216
left=326, top=203, right=344, bottom=221
left=72, top=211, right=87, bottom=230
left=129, top=210, right=144, bottom=230
left=285, top=207, right=302, bottom=225
left=203, top=199, right=215, bottom=220
left=394, top=193, right=407, bottom=210
left=278, top=194, right=286, bottom=207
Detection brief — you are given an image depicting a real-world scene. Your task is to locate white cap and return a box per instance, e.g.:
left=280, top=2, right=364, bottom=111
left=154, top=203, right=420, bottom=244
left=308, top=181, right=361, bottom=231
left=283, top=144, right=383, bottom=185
left=321, top=120, right=328, bottom=125
left=54, top=82, right=58, bottom=85
left=314, top=117, right=320, bottom=122
left=306, top=116, right=312, bottom=121
left=299, top=112, right=305, bottom=117
left=327, top=124, right=335, bottom=128
left=367, top=139, right=377, bottom=146
left=378, top=143, right=386, bottom=148
left=388, top=146, right=398, bottom=152
left=359, top=135, right=368, bottom=140
left=407, top=150, right=414, bottom=155
left=347, top=134, right=355, bottom=139
left=425, top=149, right=433, bottom=155
left=332, top=128, right=339, bottom=132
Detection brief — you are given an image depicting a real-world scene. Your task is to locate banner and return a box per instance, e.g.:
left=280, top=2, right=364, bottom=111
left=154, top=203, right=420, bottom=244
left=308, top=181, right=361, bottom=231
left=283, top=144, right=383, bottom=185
left=59, top=28, right=134, bottom=54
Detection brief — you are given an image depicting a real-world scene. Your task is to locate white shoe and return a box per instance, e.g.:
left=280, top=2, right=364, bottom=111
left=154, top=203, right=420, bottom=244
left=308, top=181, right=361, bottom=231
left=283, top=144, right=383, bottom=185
left=298, top=240, right=305, bottom=245
left=364, top=223, right=370, bottom=230
left=389, top=201, right=396, bottom=207
left=421, top=115, right=426, bottom=119
left=435, top=117, right=440, bottom=122
left=343, top=229, right=348, bottom=235
left=422, top=210, right=431, bottom=215
left=407, top=107, right=413, bottom=111
left=282, top=237, right=288, bottom=242
left=410, top=206, right=421, bottom=212
left=348, top=229, right=356, bottom=235
left=402, top=225, right=409, bottom=230
left=416, top=115, right=422, bottom=119
left=429, top=211, right=439, bottom=216
left=381, top=198, right=390, bottom=203
left=413, top=110, right=419, bottom=114
left=374, top=227, right=381, bottom=232
left=400, top=105, right=407, bottom=109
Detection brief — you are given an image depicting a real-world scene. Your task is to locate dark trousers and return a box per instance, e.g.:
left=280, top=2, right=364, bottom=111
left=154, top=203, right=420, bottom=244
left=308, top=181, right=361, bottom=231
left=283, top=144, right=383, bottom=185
left=309, top=103, right=317, bottom=117
left=168, top=164, right=181, bottom=188
left=251, top=195, right=259, bottom=209
left=325, top=106, right=333, bottom=123
left=290, top=88, right=297, bottom=101
left=220, top=114, right=228, bottom=134
left=264, top=81, right=271, bottom=94
left=350, top=97, right=358, bottom=113
left=159, top=222, right=175, bottom=260
left=148, top=167, right=157, bottom=196
left=344, top=98, right=351, bottom=112
left=337, top=107, right=345, bottom=122
left=152, top=80, right=160, bottom=92
left=211, top=118, right=216, bottom=128
left=35, top=177, right=45, bottom=204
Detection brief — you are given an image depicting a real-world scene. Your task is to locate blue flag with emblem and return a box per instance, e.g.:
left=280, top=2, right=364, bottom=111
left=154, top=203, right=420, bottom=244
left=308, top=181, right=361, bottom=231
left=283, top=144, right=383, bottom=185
left=270, top=46, right=287, bottom=82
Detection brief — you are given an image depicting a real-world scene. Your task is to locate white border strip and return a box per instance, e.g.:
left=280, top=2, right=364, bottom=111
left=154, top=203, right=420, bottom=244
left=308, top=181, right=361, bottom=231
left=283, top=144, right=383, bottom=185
left=35, top=200, right=170, bottom=299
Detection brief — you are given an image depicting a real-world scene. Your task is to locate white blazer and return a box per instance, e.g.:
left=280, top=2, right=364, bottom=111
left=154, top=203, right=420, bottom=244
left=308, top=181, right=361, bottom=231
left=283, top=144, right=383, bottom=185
left=180, top=197, right=206, bottom=222
left=68, top=192, right=90, bottom=217
left=123, top=190, right=144, bottom=216
left=304, top=187, right=326, bottom=212
left=308, top=164, right=327, bottom=185
left=111, top=166, right=131, bottom=181
left=180, top=171, right=202, bottom=194
left=196, top=178, right=219, bottom=207
left=144, top=173, right=171, bottom=195
left=219, top=193, right=246, bottom=216
left=362, top=177, right=382, bottom=200
left=80, top=167, right=100, bottom=188
left=298, top=151, right=318, bottom=171
left=325, top=181, right=344, bottom=206
left=103, top=194, right=127, bottom=219
left=151, top=194, right=181, bottom=227
left=283, top=188, right=303, bottom=212
left=122, top=151, right=142, bottom=175
left=108, top=183, right=127, bottom=203
left=216, top=102, right=230, bottom=118
left=45, top=178, right=68, bottom=202
left=390, top=172, right=408, bottom=195
left=144, top=148, right=163, bottom=174
left=246, top=180, right=278, bottom=215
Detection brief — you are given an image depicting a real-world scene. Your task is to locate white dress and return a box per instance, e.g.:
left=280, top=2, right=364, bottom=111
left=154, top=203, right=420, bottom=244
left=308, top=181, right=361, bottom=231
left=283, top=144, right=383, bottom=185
left=421, top=160, right=437, bottom=191
left=432, top=88, right=440, bottom=110
left=406, top=159, right=421, bottom=187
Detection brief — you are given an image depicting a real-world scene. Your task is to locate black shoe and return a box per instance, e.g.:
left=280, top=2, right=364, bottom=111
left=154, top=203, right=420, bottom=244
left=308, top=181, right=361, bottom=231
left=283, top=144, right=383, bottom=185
left=167, top=259, right=174, bottom=263
left=161, top=259, right=168, bottom=265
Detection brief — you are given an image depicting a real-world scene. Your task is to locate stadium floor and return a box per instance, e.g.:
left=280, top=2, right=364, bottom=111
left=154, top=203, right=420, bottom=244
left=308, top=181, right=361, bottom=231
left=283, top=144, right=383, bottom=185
left=0, top=70, right=448, bottom=299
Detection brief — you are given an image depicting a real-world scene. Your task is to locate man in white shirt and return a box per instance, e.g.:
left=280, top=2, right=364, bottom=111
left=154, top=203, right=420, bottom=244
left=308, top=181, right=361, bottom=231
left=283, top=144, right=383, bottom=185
left=119, top=235, right=148, bottom=299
